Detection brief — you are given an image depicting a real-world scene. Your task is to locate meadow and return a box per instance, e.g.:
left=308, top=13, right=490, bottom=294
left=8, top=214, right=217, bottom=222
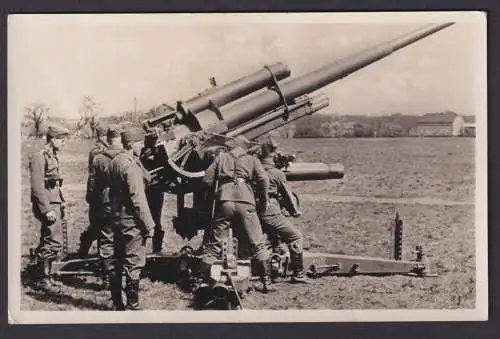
left=18, top=137, right=476, bottom=310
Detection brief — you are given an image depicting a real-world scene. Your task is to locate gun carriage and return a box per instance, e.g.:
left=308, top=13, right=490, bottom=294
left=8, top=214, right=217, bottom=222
left=27, top=23, right=453, bottom=310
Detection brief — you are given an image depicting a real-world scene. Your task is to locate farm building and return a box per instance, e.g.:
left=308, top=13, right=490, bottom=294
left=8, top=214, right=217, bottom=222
left=416, top=112, right=464, bottom=137
left=462, top=115, right=476, bottom=137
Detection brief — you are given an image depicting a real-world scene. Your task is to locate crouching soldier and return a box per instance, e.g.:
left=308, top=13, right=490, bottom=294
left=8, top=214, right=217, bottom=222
left=201, top=136, right=275, bottom=293
left=78, top=125, right=109, bottom=258
left=107, top=128, right=155, bottom=310
left=257, top=136, right=309, bottom=284
left=29, top=124, right=70, bottom=292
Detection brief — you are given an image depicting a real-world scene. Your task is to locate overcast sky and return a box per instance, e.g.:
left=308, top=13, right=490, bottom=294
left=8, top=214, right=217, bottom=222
left=8, top=13, right=484, bottom=119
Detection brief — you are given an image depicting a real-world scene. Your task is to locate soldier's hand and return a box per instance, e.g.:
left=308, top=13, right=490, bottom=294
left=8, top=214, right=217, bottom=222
left=257, top=200, right=269, bottom=213
left=45, top=210, right=57, bottom=223
left=61, top=204, right=66, bottom=219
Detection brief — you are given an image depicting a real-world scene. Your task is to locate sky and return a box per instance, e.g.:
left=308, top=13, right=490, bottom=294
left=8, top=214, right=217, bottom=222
left=8, top=13, right=485, bottom=119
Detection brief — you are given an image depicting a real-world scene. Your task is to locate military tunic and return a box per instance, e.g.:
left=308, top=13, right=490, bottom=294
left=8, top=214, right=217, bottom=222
left=81, top=141, right=109, bottom=254
left=86, top=145, right=123, bottom=273
left=109, top=150, right=155, bottom=281
left=259, top=157, right=304, bottom=257
left=202, top=146, right=269, bottom=262
left=29, top=145, right=65, bottom=260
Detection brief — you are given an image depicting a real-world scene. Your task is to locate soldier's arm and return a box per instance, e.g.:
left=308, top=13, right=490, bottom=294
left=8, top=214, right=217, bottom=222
left=124, top=163, right=155, bottom=236
left=29, top=152, right=51, bottom=214
left=85, top=156, right=98, bottom=204
left=253, top=157, right=269, bottom=208
left=276, top=170, right=300, bottom=216
left=202, top=155, right=220, bottom=187
left=88, top=149, right=96, bottom=169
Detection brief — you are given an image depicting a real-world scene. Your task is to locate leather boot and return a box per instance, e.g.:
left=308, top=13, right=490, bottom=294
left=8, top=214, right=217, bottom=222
left=77, top=230, right=94, bottom=258
left=125, top=279, right=141, bottom=310
left=110, top=274, right=125, bottom=311
left=39, top=259, right=60, bottom=293
left=48, top=260, right=63, bottom=287
left=102, top=274, right=111, bottom=290
left=290, top=253, right=310, bottom=284
left=152, top=226, right=165, bottom=253
left=256, top=259, right=276, bottom=294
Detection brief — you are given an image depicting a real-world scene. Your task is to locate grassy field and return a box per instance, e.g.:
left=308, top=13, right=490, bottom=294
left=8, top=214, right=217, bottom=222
left=18, top=137, right=476, bottom=310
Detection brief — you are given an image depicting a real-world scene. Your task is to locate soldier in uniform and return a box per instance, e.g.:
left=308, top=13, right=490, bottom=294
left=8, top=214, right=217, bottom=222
left=107, top=128, right=155, bottom=310
left=78, top=125, right=109, bottom=258
left=257, top=136, right=309, bottom=283
left=29, top=124, right=70, bottom=292
left=201, top=135, right=275, bottom=293
left=81, top=126, right=119, bottom=289
left=124, top=130, right=166, bottom=253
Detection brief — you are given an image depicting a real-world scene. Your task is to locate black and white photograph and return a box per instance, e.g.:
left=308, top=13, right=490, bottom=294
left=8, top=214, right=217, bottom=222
left=7, top=12, right=487, bottom=323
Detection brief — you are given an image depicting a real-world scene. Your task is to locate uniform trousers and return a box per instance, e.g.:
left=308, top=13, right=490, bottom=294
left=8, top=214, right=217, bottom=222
left=33, top=203, right=63, bottom=261
left=204, top=200, right=268, bottom=263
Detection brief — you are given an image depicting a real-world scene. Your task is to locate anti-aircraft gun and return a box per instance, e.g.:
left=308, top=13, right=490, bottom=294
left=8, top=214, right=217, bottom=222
left=33, top=23, right=454, bottom=310
left=137, top=22, right=454, bottom=240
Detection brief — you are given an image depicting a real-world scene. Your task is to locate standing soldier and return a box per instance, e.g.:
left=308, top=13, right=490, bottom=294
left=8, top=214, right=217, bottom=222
left=107, top=129, right=155, bottom=310
left=122, top=130, right=165, bottom=253
left=81, top=126, right=119, bottom=290
left=201, top=136, right=275, bottom=293
left=29, top=124, right=70, bottom=292
left=140, top=133, right=166, bottom=253
left=257, top=136, right=309, bottom=284
left=78, top=125, right=109, bottom=258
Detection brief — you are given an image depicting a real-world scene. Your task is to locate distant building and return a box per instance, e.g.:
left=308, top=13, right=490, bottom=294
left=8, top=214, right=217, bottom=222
left=416, top=112, right=464, bottom=136
left=462, top=116, right=476, bottom=137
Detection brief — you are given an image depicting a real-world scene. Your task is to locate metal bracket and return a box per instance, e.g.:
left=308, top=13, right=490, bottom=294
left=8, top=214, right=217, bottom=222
left=208, top=100, right=224, bottom=121
left=264, top=65, right=290, bottom=120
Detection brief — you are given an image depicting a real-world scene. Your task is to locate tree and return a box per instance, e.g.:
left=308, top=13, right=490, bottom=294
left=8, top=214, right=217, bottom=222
left=24, top=103, right=50, bottom=138
left=77, top=96, right=100, bottom=139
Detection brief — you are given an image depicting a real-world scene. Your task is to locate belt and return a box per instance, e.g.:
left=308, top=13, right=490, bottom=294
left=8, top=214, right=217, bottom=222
left=220, top=177, right=250, bottom=185
left=44, top=178, right=63, bottom=188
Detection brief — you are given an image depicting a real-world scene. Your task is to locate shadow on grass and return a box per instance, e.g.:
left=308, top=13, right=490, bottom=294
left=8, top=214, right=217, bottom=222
left=25, top=289, right=111, bottom=310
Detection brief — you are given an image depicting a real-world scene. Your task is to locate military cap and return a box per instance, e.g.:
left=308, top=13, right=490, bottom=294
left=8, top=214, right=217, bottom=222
left=106, top=125, right=121, bottom=139
left=47, top=124, right=70, bottom=138
left=95, top=125, right=107, bottom=136
left=261, top=136, right=279, bottom=151
left=121, top=128, right=145, bottom=144
left=226, top=135, right=249, bottom=150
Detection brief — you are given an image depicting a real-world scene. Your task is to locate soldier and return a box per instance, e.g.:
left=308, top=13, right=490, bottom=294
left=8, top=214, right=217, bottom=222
left=123, top=130, right=166, bottom=253
left=29, top=124, right=70, bottom=292
left=201, top=135, right=275, bottom=293
left=80, top=126, right=120, bottom=290
left=257, top=136, right=309, bottom=283
left=140, top=134, right=166, bottom=253
left=107, top=128, right=155, bottom=310
left=78, top=125, right=109, bottom=258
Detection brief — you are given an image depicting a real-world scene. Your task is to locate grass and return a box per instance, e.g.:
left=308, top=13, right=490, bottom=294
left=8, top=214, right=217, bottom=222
left=18, top=137, right=476, bottom=310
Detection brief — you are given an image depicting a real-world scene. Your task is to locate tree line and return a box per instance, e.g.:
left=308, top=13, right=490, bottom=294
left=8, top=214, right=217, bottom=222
left=294, top=113, right=423, bottom=138
left=22, top=98, right=471, bottom=140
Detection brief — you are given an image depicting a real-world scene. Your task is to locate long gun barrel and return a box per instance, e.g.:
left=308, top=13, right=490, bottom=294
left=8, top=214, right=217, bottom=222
left=143, top=62, right=291, bottom=130
left=188, top=23, right=454, bottom=132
